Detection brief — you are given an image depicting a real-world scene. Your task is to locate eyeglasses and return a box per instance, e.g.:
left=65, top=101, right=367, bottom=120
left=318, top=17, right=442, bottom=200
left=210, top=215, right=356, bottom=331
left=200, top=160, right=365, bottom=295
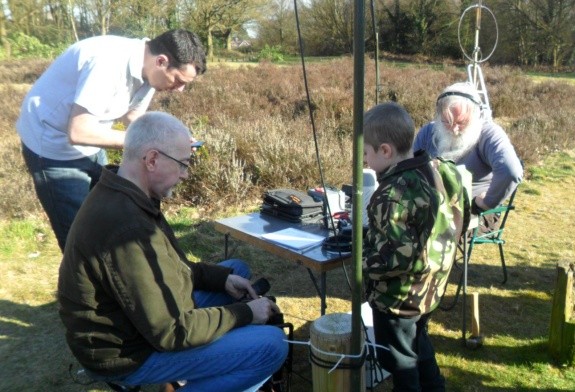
left=155, top=150, right=190, bottom=172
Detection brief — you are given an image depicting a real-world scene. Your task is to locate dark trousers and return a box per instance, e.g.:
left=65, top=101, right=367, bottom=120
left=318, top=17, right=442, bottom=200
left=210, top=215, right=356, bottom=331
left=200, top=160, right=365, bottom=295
left=372, top=310, right=445, bottom=392
left=21, top=143, right=105, bottom=251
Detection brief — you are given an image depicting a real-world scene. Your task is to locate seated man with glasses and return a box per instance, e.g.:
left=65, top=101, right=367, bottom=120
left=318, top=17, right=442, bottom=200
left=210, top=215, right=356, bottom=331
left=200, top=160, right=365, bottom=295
left=414, top=82, right=523, bottom=224
left=58, top=111, right=288, bottom=392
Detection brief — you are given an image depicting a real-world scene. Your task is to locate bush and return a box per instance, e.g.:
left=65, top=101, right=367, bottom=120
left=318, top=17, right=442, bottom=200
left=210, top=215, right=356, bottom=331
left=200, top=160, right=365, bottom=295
left=257, top=45, right=285, bottom=63
left=151, top=58, right=575, bottom=211
left=2, top=33, right=67, bottom=60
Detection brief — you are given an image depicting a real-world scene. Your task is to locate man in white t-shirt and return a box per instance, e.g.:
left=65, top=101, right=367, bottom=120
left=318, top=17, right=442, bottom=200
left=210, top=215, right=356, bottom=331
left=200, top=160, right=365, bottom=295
left=17, top=29, right=206, bottom=251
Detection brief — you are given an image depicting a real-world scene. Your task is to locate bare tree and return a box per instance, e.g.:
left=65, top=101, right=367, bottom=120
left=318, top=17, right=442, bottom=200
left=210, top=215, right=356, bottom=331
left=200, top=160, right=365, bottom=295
left=183, top=0, right=265, bottom=58
left=256, top=0, right=298, bottom=53
left=73, top=0, right=116, bottom=35
left=0, top=5, right=10, bottom=57
left=302, top=0, right=355, bottom=55
left=493, top=0, right=575, bottom=68
left=109, top=0, right=180, bottom=37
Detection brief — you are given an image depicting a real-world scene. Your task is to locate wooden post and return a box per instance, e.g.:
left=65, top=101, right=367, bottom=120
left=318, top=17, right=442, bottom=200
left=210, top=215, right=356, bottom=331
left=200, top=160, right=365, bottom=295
left=466, top=292, right=484, bottom=349
left=548, top=261, right=575, bottom=366
left=470, top=292, right=481, bottom=337
left=310, top=313, right=365, bottom=391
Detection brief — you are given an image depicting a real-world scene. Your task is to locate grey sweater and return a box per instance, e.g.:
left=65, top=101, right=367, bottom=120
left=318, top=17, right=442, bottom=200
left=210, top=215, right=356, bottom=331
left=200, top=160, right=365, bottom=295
left=414, top=119, right=523, bottom=208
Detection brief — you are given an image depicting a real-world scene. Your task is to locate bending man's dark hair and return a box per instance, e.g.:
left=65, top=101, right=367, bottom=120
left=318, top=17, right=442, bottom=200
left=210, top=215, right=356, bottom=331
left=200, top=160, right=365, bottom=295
left=148, top=29, right=207, bottom=75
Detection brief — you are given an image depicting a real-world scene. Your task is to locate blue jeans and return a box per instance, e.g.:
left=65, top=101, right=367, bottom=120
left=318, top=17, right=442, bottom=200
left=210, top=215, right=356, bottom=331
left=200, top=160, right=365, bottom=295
left=372, top=310, right=445, bottom=392
left=118, top=260, right=289, bottom=392
left=21, top=143, right=106, bottom=251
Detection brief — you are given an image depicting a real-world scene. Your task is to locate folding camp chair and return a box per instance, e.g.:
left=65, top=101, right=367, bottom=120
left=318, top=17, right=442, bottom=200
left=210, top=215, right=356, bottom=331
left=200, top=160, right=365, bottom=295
left=440, top=185, right=519, bottom=341
left=467, top=186, right=518, bottom=284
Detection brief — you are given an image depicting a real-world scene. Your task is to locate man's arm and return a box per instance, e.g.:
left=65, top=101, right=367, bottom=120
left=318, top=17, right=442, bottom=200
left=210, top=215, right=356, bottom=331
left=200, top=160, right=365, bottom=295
left=477, top=122, right=523, bottom=208
left=67, top=104, right=127, bottom=149
left=120, top=108, right=147, bottom=127
left=107, top=232, right=253, bottom=351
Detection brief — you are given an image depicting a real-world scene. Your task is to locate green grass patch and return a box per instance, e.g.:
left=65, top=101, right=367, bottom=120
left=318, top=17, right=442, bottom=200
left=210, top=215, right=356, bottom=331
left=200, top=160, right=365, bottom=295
left=0, top=219, right=52, bottom=257
left=526, top=72, right=575, bottom=85
left=527, top=151, right=575, bottom=183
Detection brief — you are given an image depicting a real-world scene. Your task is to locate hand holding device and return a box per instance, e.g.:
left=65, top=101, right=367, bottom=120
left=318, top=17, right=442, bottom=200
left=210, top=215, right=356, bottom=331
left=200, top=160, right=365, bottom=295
left=247, top=296, right=279, bottom=324
left=251, top=277, right=271, bottom=296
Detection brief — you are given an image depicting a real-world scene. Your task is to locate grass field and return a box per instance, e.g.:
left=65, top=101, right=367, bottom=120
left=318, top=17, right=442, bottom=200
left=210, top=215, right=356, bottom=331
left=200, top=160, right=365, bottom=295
left=1, top=151, right=575, bottom=391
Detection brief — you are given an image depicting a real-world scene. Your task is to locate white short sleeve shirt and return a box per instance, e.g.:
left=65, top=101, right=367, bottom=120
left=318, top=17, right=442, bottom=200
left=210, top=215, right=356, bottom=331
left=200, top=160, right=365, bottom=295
left=16, top=35, right=155, bottom=160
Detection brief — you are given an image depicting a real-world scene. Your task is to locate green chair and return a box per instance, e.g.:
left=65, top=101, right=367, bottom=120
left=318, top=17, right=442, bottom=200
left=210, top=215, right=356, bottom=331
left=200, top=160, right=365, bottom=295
left=468, top=185, right=519, bottom=284
left=440, top=185, right=519, bottom=344
left=441, top=185, right=519, bottom=311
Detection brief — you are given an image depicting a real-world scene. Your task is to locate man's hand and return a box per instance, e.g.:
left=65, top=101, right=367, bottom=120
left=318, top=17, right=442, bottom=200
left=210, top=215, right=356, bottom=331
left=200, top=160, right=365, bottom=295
left=224, top=274, right=258, bottom=300
left=247, top=297, right=281, bottom=324
left=473, top=192, right=490, bottom=214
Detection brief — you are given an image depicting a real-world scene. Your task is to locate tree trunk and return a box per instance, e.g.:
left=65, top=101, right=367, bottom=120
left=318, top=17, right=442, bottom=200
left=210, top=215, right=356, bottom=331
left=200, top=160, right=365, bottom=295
left=0, top=11, right=10, bottom=58
left=207, top=29, right=214, bottom=60
left=226, top=31, right=232, bottom=51
left=68, top=0, right=79, bottom=42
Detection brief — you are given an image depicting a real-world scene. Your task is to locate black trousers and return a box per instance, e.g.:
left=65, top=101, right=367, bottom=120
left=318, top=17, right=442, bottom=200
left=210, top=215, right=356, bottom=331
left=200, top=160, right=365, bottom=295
left=372, top=310, right=445, bottom=392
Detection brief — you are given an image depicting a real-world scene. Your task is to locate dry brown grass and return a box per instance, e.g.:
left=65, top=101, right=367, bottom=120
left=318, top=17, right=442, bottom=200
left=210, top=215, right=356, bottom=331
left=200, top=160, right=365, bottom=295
left=2, top=57, right=575, bottom=219
left=150, top=59, right=575, bottom=211
left=0, top=84, right=45, bottom=220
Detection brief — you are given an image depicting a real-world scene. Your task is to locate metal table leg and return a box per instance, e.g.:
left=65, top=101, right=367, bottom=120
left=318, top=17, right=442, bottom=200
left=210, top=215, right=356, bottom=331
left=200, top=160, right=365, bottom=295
left=306, top=268, right=327, bottom=315
left=224, top=233, right=229, bottom=258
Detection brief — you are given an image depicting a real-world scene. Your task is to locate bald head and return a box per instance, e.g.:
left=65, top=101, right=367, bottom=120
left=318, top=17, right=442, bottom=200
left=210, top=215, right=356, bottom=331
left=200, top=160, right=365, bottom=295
left=123, top=111, right=191, bottom=162
left=119, top=111, right=192, bottom=200
left=436, top=82, right=482, bottom=122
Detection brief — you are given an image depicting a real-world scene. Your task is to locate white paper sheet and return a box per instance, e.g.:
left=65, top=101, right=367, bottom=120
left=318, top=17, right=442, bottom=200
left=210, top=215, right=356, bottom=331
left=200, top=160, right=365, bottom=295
left=261, top=228, right=326, bottom=251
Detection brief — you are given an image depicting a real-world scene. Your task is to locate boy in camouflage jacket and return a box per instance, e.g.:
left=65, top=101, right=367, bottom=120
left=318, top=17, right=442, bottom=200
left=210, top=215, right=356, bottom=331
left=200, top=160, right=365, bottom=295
left=362, top=102, right=469, bottom=391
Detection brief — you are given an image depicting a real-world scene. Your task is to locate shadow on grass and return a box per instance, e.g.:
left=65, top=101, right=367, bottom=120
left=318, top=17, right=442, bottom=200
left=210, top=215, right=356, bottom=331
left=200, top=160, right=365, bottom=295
left=171, top=221, right=229, bottom=264
left=432, top=333, right=573, bottom=391
left=284, top=317, right=571, bottom=392
left=435, top=283, right=553, bottom=341
left=0, top=299, right=107, bottom=391
left=170, top=216, right=571, bottom=391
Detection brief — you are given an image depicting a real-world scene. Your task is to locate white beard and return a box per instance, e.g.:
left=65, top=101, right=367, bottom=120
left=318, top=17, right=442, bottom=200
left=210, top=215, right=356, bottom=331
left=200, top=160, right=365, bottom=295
left=434, top=119, right=482, bottom=162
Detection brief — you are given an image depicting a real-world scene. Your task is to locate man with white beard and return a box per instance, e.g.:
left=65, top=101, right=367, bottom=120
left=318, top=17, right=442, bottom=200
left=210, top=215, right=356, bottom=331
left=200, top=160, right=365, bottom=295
left=414, top=82, right=523, bottom=217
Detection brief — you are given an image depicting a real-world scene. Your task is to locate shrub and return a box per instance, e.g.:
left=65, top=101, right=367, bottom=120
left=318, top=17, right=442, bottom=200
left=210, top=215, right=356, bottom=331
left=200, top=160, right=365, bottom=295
left=2, top=33, right=67, bottom=60
left=257, top=45, right=285, bottom=63
left=152, top=59, right=575, bottom=210
left=3, top=57, right=575, bottom=217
